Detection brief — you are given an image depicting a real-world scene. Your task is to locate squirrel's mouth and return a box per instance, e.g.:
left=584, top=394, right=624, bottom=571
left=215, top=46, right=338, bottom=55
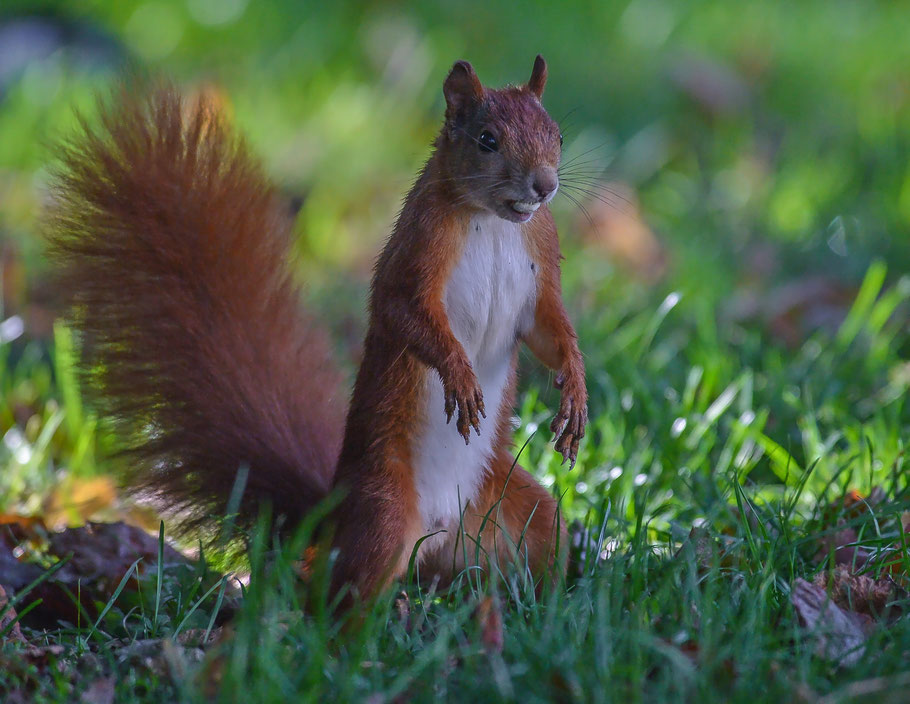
left=505, top=200, right=540, bottom=222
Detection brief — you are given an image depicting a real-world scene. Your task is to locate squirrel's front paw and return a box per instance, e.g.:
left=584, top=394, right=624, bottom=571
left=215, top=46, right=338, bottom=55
left=443, top=362, right=486, bottom=444
left=550, top=370, right=587, bottom=468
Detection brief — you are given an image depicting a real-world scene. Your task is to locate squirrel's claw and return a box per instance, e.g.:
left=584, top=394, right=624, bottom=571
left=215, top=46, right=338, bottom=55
left=551, top=384, right=587, bottom=468
left=445, top=366, right=487, bottom=445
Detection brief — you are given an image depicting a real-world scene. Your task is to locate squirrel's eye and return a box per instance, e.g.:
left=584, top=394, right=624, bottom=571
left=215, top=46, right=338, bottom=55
left=478, top=130, right=498, bottom=153
left=559, top=133, right=564, bottom=146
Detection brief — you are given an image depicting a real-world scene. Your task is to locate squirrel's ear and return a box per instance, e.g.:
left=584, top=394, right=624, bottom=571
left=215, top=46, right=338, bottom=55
left=444, top=60, right=484, bottom=122
left=528, top=54, right=547, bottom=98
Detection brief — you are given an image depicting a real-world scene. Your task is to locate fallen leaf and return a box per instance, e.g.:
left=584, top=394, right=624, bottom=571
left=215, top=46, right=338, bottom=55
left=0, top=522, right=195, bottom=629
left=43, top=477, right=119, bottom=529
left=0, top=513, right=46, bottom=530
left=791, top=578, right=871, bottom=667
left=0, top=583, right=26, bottom=643
left=0, top=512, right=48, bottom=553
left=812, top=488, right=905, bottom=574
left=0, top=585, right=65, bottom=668
left=46, top=521, right=189, bottom=581
left=815, top=526, right=875, bottom=571
left=815, top=566, right=906, bottom=622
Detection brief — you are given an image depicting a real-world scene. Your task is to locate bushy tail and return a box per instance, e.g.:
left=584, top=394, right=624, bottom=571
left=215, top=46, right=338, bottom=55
left=45, top=82, right=346, bottom=534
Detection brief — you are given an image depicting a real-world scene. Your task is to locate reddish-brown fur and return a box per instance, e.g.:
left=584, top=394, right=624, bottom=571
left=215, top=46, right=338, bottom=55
left=46, top=86, right=346, bottom=535
left=46, top=57, right=585, bottom=603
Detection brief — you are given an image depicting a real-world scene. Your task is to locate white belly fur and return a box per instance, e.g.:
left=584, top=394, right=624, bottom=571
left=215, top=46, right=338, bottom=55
left=412, top=212, right=538, bottom=542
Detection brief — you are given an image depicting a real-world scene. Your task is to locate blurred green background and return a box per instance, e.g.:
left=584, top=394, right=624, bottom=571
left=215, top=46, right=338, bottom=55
left=1, top=0, right=908, bottom=524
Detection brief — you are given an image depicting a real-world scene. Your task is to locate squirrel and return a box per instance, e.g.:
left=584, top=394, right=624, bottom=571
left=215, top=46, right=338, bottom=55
left=46, top=55, right=587, bottom=602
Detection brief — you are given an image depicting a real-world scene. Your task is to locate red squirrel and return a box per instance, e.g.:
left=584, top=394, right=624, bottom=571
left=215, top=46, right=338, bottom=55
left=46, top=55, right=587, bottom=601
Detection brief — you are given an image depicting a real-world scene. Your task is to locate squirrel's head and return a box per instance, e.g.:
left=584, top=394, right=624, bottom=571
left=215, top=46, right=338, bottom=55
left=441, top=55, right=561, bottom=224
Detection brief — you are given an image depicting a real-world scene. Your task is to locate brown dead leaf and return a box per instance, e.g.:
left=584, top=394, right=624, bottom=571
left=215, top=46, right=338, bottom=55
left=0, top=513, right=46, bottom=531
left=791, top=577, right=871, bottom=667
left=0, top=586, right=65, bottom=668
left=0, top=522, right=195, bottom=629
left=43, top=477, right=118, bottom=529
left=0, top=583, right=26, bottom=643
left=574, top=182, right=667, bottom=282
left=815, top=525, right=876, bottom=571
left=0, top=512, right=48, bottom=554
left=476, top=595, right=504, bottom=655
left=46, top=521, right=189, bottom=582
left=813, top=488, right=891, bottom=570
left=815, top=566, right=907, bottom=622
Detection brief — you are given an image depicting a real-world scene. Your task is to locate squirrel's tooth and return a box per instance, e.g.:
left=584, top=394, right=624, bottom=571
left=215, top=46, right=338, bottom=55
left=512, top=201, right=541, bottom=214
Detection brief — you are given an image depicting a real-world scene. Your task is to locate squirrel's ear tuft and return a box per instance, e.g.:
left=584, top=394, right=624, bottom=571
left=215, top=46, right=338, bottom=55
left=444, top=60, right=484, bottom=122
left=528, top=54, right=547, bottom=98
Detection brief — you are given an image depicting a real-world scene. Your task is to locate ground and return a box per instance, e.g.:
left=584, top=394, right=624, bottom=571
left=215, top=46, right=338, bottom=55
left=1, top=1, right=909, bottom=701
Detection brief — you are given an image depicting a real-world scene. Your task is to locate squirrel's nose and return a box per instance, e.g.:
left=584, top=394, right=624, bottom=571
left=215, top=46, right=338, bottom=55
left=532, top=168, right=558, bottom=201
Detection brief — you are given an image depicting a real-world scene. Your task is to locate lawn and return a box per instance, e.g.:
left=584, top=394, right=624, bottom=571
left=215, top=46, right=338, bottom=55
left=1, top=1, right=909, bottom=701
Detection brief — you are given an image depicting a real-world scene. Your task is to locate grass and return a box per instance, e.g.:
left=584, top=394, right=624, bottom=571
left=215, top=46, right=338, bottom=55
left=2, top=0, right=910, bottom=701
left=2, top=257, right=908, bottom=702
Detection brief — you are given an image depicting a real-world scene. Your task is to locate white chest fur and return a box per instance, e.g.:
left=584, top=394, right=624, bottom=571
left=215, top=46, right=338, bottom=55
left=412, top=213, right=538, bottom=540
